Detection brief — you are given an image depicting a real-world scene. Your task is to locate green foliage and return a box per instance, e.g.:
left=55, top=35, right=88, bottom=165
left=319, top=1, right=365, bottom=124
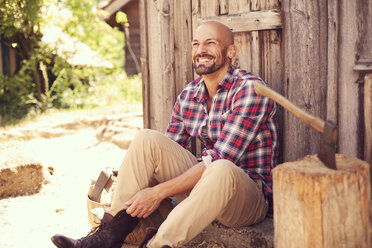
left=56, top=72, right=142, bottom=110
left=0, top=66, right=33, bottom=123
left=116, top=11, right=129, bottom=27
left=0, top=0, right=43, bottom=39
left=0, top=0, right=137, bottom=126
left=47, top=0, right=125, bottom=69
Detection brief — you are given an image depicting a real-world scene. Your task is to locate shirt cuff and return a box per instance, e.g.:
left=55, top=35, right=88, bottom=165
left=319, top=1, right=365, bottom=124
left=202, top=155, right=213, bottom=167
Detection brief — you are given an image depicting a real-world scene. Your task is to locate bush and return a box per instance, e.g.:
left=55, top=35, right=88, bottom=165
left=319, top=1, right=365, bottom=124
left=0, top=0, right=136, bottom=126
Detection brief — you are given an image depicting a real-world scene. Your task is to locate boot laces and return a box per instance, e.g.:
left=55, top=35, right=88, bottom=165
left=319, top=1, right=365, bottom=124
left=75, top=222, right=111, bottom=247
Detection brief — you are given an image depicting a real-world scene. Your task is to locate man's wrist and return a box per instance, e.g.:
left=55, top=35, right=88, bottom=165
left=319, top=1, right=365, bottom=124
left=153, top=182, right=170, bottom=201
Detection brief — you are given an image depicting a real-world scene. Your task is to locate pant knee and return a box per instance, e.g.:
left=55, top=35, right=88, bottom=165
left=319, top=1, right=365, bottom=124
left=134, top=129, right=160, bottom=141
left=204, top=160, right=238, bottom=185
left=131, top=129, right=163, bottom=148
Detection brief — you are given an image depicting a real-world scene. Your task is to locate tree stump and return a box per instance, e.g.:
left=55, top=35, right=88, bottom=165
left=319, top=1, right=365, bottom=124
left=272, top=154, right=372, bottom=248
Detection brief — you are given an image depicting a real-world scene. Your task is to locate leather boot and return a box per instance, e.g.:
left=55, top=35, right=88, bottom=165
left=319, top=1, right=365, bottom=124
left=51, top=209, right=139, bottom=248
left=138, top=227, right=157, bottom=248
left=138, top=228, right=171, bottom=248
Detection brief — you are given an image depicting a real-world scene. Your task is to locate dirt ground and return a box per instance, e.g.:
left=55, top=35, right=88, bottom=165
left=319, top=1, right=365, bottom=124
left=0, top=110, right=142, bottom=248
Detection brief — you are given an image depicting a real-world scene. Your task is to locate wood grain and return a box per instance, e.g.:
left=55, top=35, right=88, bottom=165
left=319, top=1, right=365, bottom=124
left=365, top=74, right=372, bottom=168
left=282, top=0, right=328, bottom=162
left=273, top=154, right=372, bottom=248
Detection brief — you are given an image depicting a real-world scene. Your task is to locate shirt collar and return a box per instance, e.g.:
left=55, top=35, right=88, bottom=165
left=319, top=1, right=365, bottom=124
left=192, top=65, right=235, bottom=102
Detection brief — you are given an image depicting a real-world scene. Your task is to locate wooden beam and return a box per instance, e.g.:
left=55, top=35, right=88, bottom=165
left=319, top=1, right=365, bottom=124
left=102, top=0, right=132, bottom=16
left=338, top=0, right=361, bottom=157
left=283, top=0, right=328, bottom=162
left=219, top=0, right=228, bottom=15
left=139, top=0, right=151, bottom=129
left=198, top=9, right=282, bottom=32
left=201, top=0, right=219, bottom=17
left=327, top=0, right=339, bottom=123
left=365, top=74, right=372, bottom=169
left=353, top=59, right=372, bottom=72
left=251, top=0, right=261, bottom=75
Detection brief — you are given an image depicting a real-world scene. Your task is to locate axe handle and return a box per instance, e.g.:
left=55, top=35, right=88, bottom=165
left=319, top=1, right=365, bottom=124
left=254, top=81, right=325, bottom=134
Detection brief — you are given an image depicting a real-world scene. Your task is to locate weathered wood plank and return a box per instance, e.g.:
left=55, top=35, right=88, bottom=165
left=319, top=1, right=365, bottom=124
left=228, top=0, right=251, bottom=71
left=219, top=0, right=228, bottom=15
left=198, top=9, right=282, bottom=32
left=228, top=0, right=251, bottom=13
left=354, top=59, right=372, bottom=72
left=259, top=0, right=280, bottom=10
left=147, top=0, right=160, bottom=131
left=146, top=0, right=175, bottom=133
left=191, top=0, right=201, bottom=81
left=250, top=0, right=260, bottom=76
left=327, top=0, right=339, bottom=123
left=160, top=0, right=176, bottom=133
left=283, top=0, right=328, bottom=162
left=250, top=31, right=260, bottom=75
left=139, top=0, right=150, bottom=129
left=200, top=0, right=219, bottom=18
left=338, top=0, right=360, bottom=157
left=232, top=33, right=252, bottom=71
left=174, top=0, right=193, bottom=95
left=261, top=29, right=283, bottom=161
left=365, top=74, right=372, bottom=169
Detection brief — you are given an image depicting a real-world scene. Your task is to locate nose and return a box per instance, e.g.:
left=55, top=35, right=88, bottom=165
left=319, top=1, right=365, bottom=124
left=196, top=43, right=207, bottom=54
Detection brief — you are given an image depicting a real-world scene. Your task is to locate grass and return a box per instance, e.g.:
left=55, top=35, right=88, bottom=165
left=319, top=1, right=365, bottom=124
left=1, top=72, right=143, bottom=130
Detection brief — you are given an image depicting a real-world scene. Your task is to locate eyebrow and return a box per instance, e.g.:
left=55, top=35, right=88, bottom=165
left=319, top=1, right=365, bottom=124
left=192, top=38, right=219, bottom=43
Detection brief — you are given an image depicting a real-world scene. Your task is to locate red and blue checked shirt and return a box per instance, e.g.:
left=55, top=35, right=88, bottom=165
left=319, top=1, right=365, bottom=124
left=165, top=65, right=279, bottom=201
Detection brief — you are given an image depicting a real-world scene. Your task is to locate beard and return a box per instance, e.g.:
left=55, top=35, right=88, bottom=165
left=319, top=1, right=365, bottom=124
left=193, top=48, right=228, bottom=75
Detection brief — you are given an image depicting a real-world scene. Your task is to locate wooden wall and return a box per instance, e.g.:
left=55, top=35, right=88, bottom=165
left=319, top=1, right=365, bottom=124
left=283, top=0, right=371, bottom=162
left=140, top=0, right=283, bottom=155
left=140, top=0, right=371, bottom=164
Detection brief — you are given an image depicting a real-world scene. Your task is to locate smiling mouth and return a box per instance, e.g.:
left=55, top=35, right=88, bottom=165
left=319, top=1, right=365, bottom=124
left=195, top=55, right=215, bottom=63
left=198, top=58, right=211, bottom=63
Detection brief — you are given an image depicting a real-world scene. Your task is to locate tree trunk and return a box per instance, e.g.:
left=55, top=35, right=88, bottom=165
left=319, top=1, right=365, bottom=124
left=273, top=154, right=372, bottom=248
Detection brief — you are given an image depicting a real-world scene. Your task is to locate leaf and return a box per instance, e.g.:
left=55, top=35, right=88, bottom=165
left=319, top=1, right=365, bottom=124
left=115, top=11, right=128, bottom=24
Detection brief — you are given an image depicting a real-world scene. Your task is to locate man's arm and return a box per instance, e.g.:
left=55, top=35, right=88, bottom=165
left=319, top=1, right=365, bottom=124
left=125, top=161, right=206, bottom=218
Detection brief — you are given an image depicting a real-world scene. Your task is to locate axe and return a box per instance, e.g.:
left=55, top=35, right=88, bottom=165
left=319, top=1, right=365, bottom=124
left=254, top=82, right=338, bottom=170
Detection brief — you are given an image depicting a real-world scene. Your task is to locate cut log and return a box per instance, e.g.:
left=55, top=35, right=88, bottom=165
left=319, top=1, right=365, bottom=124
left=273, top=154, right=372, bottom=248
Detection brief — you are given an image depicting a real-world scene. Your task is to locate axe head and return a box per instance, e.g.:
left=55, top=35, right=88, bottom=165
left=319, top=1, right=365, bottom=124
left=317, top=121, right=338, bottom=170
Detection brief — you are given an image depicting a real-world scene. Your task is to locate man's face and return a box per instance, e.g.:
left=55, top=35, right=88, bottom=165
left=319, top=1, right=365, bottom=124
left=192, top=25, right=230, bottom=75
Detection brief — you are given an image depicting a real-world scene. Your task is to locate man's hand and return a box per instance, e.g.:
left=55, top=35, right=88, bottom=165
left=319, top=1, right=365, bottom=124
left=125, top=187, right=163, bottom=218
left=125, top=162, right=206, bottom=218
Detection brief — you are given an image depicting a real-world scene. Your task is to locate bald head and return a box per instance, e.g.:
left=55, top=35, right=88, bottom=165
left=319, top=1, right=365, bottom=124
left=192, top=21, right=237, bottom=75
left=196, top=21, right=234, bottom=46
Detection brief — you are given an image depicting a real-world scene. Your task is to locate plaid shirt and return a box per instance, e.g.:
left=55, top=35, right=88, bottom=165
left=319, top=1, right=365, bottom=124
left=166, top=65, right=279, bottom=200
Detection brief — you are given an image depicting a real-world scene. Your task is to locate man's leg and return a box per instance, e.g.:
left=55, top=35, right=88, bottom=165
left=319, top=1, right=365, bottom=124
left=106, top=129, right=198, bottom=216
left=147, top=159, right=267, bottom=248
left=51, top=129, right=197, bottom=248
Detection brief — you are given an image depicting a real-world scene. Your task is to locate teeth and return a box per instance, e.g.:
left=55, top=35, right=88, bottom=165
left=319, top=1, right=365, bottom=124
left=198, top=58, right=211, bottom=63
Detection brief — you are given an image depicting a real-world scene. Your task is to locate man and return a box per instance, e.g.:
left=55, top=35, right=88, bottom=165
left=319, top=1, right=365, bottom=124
left=51, top=20, right=279, bottom=248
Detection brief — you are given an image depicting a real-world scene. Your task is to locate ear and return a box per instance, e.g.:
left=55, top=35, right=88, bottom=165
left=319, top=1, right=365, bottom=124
left=227, top=45, right=237, bottom=59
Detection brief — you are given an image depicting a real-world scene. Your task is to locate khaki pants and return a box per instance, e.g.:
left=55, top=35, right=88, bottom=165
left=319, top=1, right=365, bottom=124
left=106, top=129, right=268, bottom=248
